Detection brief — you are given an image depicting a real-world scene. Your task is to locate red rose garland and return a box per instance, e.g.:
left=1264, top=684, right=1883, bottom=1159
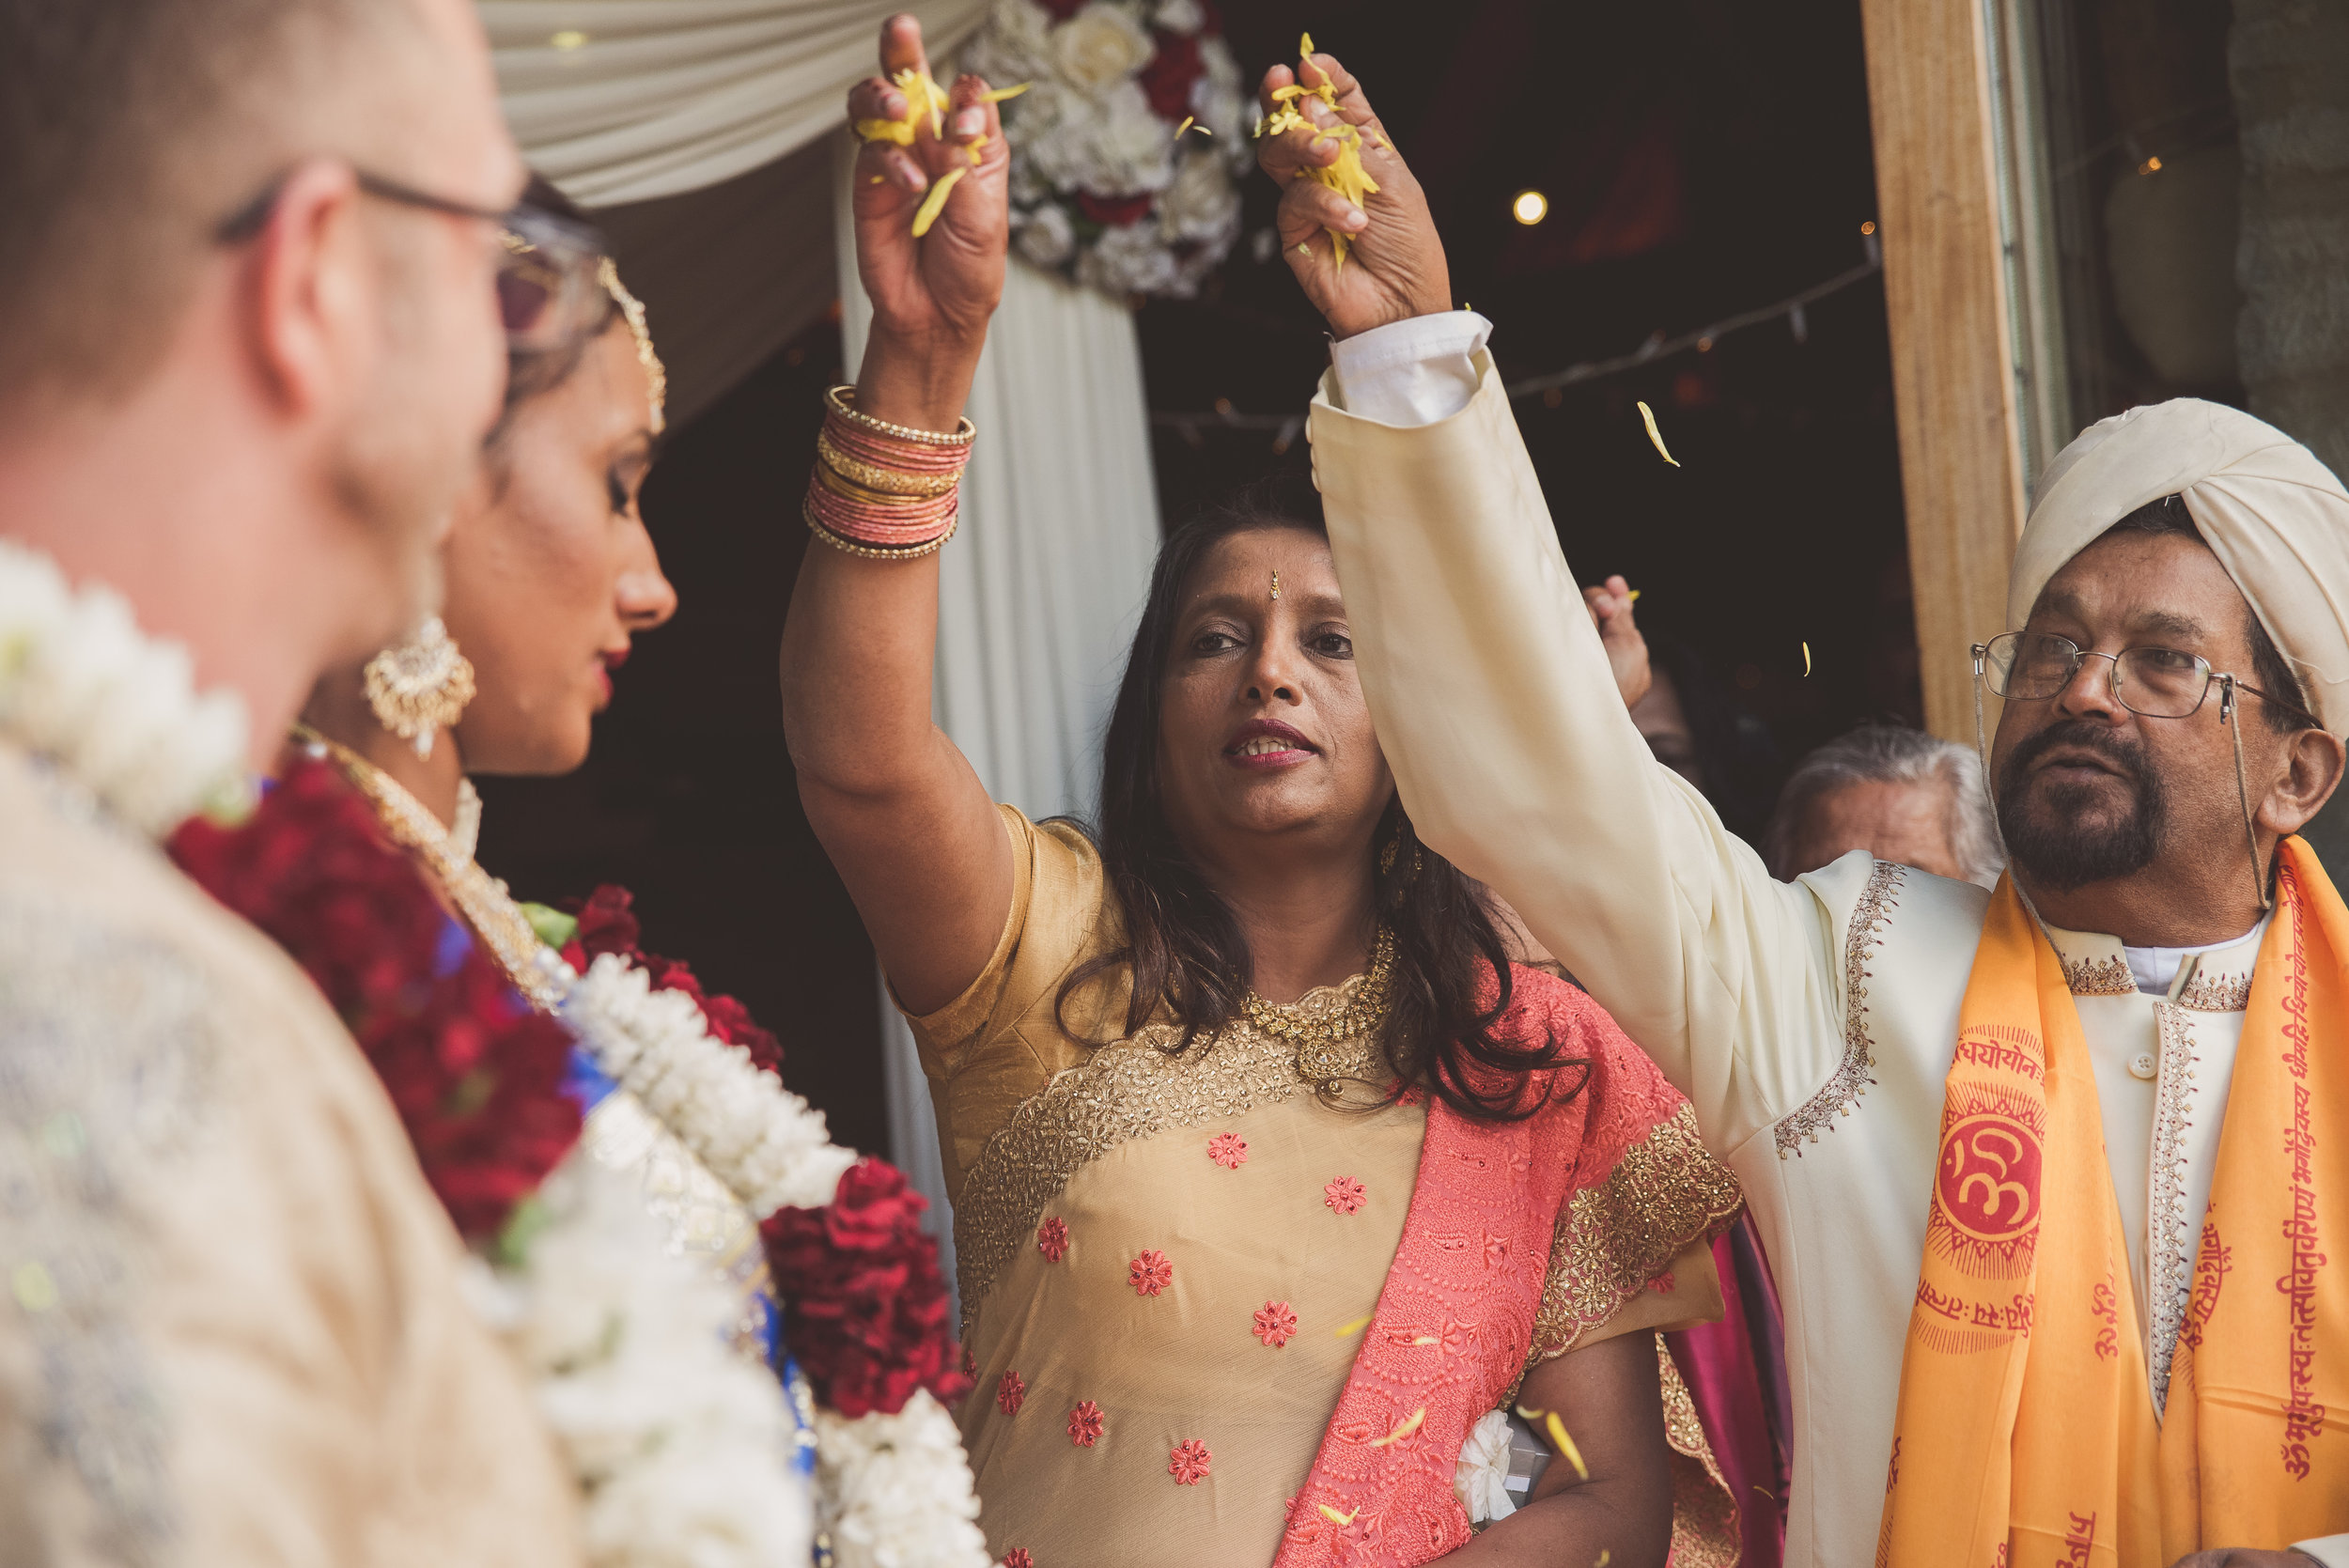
left=167, top=758, right=580, bottom=1241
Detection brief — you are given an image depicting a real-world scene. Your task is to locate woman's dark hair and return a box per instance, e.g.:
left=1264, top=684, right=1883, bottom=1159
left=1053, top=481, right=1582, bottom=1124
left=488, top=173, right=620, bottom=453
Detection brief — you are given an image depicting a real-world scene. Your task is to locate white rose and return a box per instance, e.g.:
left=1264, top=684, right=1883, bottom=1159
left=964, top=0, right=1056, bottom=82
left=1157, top=149, right=1237, bottom=244
left=1077, top=219, right=1180, bottom=299
left=1152, top=0, right=1206, bottom=33
left=1050, top=2, right=1154, bottom=95
left=1016, top=202, right=1077, bottom=268
left=1454, top=1408, right=1519, bottom=1526
left=1026, top=78, right=1174, bottom=197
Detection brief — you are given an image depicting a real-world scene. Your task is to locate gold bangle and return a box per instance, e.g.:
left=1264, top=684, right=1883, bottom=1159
left=802, top=497, right=959, bottom=560
left=812, top=460, right=957, bottom=510
left=825, top=384, right=976, bottom=447
left=816, top=430, right=964, bottom=498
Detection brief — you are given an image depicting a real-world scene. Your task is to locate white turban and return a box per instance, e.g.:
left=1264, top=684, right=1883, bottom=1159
left=2008, top=398, right=2349, bottom=735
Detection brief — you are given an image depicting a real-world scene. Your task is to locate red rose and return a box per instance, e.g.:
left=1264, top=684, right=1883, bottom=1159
left=1077, top=191, right=1156, bottom=228
left=1138, top=27, right=1201, bottom=122
left=560, top=886, right=786, bottom=1078
left=762, top=1157, right=971, bottom=1418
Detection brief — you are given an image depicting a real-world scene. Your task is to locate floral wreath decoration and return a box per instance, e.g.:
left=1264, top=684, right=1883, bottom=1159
left=960, top=0, right=1255, bottom=300
left=169, top=763, right=986, bottom=1568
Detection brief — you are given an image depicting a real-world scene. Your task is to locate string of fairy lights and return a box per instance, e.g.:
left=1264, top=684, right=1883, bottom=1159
left=1151, top=226, right=1885, bottom=454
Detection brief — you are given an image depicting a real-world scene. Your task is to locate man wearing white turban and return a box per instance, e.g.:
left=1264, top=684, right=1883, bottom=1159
left=1253, top=51, right=2349, bottom=1568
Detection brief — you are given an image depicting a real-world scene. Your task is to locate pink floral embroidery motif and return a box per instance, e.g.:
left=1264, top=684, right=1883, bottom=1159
left=1254, top=1300, right=1299, bottom=1348
left=1036, top=1216, right=1069, bottom=1264
left=1325, top=1175, right=1367, bottom=1215
left=1169, top=1438, right=1212, bottom=1485
left=1129, top=1249, right=1174, bottom=1296
left=1207, top=1132, right=1249, bottom=1169
left=1003, top=1552, right=1034, bottom=1568
left=997, top=1369, right=1026, bottom=1416
left=1067, top=1401, right=1105, bottom=1448
left=1647, top=1271, right=1675, bottom=1293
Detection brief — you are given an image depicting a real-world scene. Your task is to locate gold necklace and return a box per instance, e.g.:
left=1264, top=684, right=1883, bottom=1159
left=1242, top=925, right=1398, bottom=1094
left=294, top=724, right=567, bottom=1013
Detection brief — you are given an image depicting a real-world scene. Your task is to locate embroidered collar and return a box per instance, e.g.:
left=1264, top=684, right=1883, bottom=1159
left=2040, top=921, right=2263, bottom=1010
left=0, top=540, right=250, bottom=836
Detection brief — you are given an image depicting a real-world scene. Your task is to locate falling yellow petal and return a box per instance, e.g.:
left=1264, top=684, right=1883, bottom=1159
left=1412, top=1335, right=1439, bottom=1345
left=868, top=175, right=886, bottom=185
left=1802, top=641, right=1812, bottom=676
left=1595, top=1555, right=1611, bottom=1568
left=1544, top=1411, right=1591, bottom=1482
left=1333, top=1313, right=1372, bottom=1338
left=1637, top=400, right=1681, bottom=467
left=1317, top=1504, right=1360, bottom=1527
left=978, top=83, right=1029, bottom=103
left=1626, top=588, right=1641, bottom=601
left=1370, top=1407, right=1427, bottom=1447
left=1175, top=116, right=1195, bottom=137
left=910, top=163, right=966, bottom=238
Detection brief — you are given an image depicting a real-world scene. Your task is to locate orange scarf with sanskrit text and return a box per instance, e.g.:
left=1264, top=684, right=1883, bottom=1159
left=1877, top=838, right=2349, bottom=1566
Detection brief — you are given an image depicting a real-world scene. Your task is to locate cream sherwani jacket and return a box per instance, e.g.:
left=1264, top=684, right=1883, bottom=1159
left=0, top=740, right=583, bottom=1567
left=1307, top=351, right=2302, bottom=1566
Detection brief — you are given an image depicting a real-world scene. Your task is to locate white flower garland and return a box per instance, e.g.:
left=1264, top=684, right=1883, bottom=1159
left=560, top=953, right=860, bottom=1215
left=553, top=952, right=990, bottom=1568
left=0, top=539, right=248, bottom=836
left=465, top=1155, right=816, bottom=1568
left=812, top=1390, right=989, bottom=1566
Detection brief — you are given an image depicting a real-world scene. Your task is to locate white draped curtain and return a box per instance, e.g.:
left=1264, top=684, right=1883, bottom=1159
left=478, top=0, right=989, bottom=206
left=834, top=137, right=1162, bottom=1308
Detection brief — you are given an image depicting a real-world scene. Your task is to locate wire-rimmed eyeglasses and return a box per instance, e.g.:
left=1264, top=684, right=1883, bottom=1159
left=1971, top=630, right=2318, bottom=726
left=213, top=164, right=609, bottom=355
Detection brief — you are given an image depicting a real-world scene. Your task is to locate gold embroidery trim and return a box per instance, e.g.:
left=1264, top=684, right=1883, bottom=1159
left=1529, top=1104, right=1744, bottom=1365
left=1659, top=1333, right=1743, bottom=1568
left=952, top=973, right=1388, bottom=1333
left=2175, top=970, right=2252, bottom=1012
left=2146, top=1001, right=2200, bottom=1413
left=2061, top=953, right=2138, bottom=997
left=1778, top=858, right=1903, bottom=1157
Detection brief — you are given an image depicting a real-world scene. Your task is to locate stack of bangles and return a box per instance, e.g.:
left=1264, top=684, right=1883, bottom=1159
left=804, top=385, right=976, bottom=560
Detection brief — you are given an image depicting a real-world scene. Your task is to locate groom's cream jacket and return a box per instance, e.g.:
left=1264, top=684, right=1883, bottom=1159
left=1306, top=332, right=2308, bottom=1566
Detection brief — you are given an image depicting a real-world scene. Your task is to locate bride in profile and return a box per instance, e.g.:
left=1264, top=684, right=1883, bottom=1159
left=781, top=18, right=1745, bottom=1567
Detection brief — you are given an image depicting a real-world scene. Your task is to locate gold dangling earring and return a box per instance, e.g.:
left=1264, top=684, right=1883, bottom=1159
left=364, top=616, right=476, bottom=759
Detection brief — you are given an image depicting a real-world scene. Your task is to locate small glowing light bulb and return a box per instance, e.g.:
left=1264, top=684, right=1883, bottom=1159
left=1511, top=189, right=1548, bottom=226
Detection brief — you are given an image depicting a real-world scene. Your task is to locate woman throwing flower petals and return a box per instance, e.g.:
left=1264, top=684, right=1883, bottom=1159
left=782, top=20, right=1747, bottom=1567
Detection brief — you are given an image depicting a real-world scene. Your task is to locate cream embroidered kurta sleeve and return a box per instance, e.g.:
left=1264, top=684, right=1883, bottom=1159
left=0, top=742, right=583, bottom=1568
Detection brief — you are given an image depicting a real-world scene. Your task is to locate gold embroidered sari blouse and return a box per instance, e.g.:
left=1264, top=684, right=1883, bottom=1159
left=907, top=808, right=1724, bottom=1565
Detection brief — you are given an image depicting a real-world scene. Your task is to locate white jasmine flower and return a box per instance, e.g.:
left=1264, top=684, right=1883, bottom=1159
left=814, top=1391, right=991, bottom=1568
left=1152, top=0, right=1206, bottom=33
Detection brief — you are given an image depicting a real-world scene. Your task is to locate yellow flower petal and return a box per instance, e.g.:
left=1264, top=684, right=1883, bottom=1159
left=910, top=163, right=967, bottom=238
left=1412, top=1335, right=1439, bottom=1345
left=855, top=117, right=915, bottom=146
left=1300, top=31, right=1315, bottom=57
left=1174, top=116, right=1195, bottom=137
left=1637, top=400, right=1681, bottom=467
left=1317, top=1504, right=1359, bottom=1526
left=1370, top=1407, right=1426, bottom=1447
left=1333, top=1313, right=1372, bottom=1338
left=1544, top=1411, right=1592, bottom=1482
left=1802, top=641, right=1812, bottom=676
left=978, top=83, right=1029, bottom=103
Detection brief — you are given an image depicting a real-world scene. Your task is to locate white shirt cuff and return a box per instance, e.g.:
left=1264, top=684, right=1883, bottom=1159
left=2294, top=1535, right=2349, bottom=1566
left=1327, top=311, right=1493, bottom=427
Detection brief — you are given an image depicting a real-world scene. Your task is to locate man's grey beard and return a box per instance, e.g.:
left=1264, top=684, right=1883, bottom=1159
left=1995, top=721, right=2168, bottom=893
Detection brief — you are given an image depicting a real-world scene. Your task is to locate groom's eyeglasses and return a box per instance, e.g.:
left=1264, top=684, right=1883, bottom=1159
left=1973, top=630, right=2317, bottom=724
left=215, top=163, right=609, bottom=354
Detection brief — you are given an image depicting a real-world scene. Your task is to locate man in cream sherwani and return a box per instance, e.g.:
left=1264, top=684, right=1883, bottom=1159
left=1258, top=45, right=2349, bottom=1568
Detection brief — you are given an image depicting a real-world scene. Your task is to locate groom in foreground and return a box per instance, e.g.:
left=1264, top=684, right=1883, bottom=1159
left=1259, top=42, right=2349, bottom=1568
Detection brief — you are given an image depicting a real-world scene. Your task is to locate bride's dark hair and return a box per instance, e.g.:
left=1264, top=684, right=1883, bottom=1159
left=1053, top=483, right=1582, bottom=1124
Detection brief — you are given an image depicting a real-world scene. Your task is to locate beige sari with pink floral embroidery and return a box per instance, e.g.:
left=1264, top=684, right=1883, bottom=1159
left=908, top=808, right=1743, bottom=1567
